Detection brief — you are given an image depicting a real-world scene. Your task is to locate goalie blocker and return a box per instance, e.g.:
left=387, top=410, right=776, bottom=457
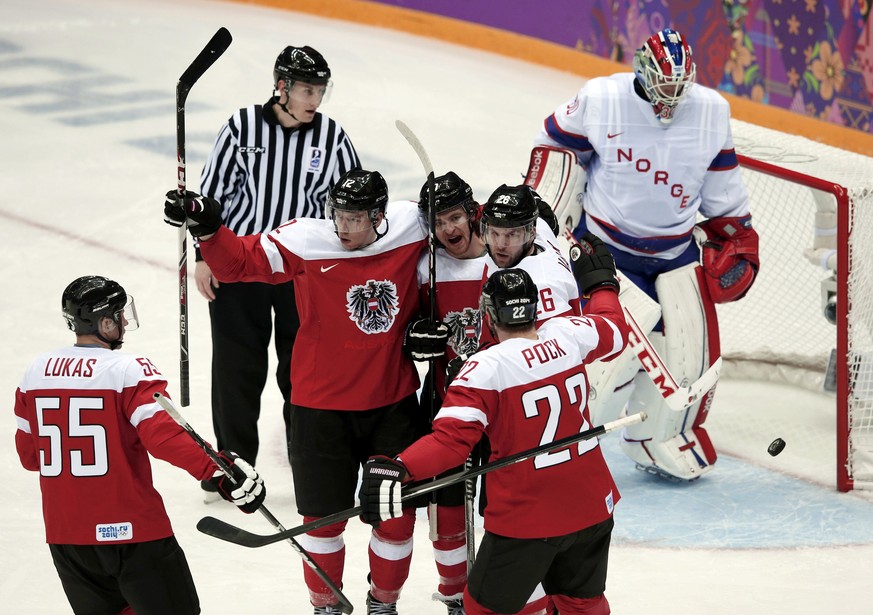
left=523, top=145, right=584, bottom=251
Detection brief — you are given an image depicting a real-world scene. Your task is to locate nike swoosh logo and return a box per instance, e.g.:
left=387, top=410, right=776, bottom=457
left=607, top=132, right=623, bottom=139
left=320, top=264, right=338, bottom=272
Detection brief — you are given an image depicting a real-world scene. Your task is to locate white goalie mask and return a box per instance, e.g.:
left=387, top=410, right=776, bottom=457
left=633, top=28, right=696, bottom=124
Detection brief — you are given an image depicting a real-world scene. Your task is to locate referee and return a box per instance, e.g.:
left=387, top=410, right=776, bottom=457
left=195, top=45, right=360, bottom=497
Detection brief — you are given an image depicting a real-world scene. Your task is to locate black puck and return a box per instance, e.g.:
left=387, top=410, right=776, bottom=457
left=768, top=438, right=786, bottom=457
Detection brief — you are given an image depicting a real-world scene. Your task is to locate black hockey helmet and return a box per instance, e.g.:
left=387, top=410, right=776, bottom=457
left=481, top=268, right=538, bottom=328
left=419, top=171, right=480, bottom=239
left=329, top=170, right=388, bottom=213
left=62, top=275, right=138, bottom=338
left=326, top=170, right=390, bottom=238
left=419, top=172, right=476, bottom=216
left=481, top=184, right=539, bottom=228
left=273, top=45, right=331, bottom=88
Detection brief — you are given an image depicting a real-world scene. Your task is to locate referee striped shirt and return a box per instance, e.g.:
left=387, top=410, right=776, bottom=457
left=199, top=98, right=360, bottom=240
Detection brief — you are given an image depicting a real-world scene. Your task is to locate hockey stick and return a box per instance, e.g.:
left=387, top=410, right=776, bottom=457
left=196, top=412, right=647, bottom=549
left=567, top=237, right=722, bottom=410
left=175, top=27, right=232, bottom=407
left=463, top=455, right=476, bottom=574
left=395, top=119, right=441, bottom=541
left=153, top=394, right=354, bottom=614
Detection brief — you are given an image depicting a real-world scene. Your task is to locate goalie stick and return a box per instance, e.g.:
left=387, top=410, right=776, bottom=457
left=624, top=306, right=722, bottom=411
left=153, top=394, right=354, bottom=614
left=395, top=119, right=442, bottom=543
left=196, top=412, right=647, bottom=549
left=567, top=237, right=722, bottom=410
left=175, top=27, right=232, bottom=406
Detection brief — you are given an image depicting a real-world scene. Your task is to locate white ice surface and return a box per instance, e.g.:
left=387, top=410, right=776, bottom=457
left=1, top=0, right=871, bottom=613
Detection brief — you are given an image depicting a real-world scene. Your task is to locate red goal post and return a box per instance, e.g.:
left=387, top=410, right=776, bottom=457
left=721, top=121, right=873, bottom=492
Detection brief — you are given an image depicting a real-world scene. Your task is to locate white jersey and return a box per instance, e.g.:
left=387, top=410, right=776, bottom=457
left=484, top=223, right=581, bottom=325
left=534, top=72, right=750, bottom=260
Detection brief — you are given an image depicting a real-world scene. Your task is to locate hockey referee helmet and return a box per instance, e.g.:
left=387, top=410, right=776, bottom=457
left=274, top=45, right=331, bottom=87
left=481, top=268, right=539, bottom=328
left=62, top=276, right=139, bottom=344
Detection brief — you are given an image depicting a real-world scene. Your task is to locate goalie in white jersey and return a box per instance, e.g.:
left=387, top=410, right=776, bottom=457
left=525, top=28, right=760, bottom=481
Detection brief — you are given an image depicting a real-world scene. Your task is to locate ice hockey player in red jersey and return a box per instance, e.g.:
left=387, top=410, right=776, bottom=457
left=359, top=233, right=629, bottom=615
left=165, top=169, right=440, bottom=615
left=408, top=171, right=487, bottom=613
left=14, top=275, right=265, bottom=615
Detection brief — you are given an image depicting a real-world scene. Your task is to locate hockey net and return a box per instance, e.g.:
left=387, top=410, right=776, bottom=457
left=719, top=119, right=873, bottom=492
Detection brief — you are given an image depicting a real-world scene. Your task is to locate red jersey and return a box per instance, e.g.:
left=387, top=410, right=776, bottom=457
left=399, top=290, right=628, bottom=538
left=14, top=346, right=214, bottom=545
left=417, top=248, right=488, bottom=397
left=201, top=201, right=428, bottom=410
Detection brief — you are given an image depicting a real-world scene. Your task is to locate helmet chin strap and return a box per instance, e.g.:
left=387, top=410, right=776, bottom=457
left=274, top=87, right=302, bottom=123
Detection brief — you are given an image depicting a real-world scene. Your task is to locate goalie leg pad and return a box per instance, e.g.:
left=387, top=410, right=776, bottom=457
left=587, top=271, right=661, bottom=425
left=620, top=264, right=720, bottom=480
left=523, top=145, right=585, bottom=252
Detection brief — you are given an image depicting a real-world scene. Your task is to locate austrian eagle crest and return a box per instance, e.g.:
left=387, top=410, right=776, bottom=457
left=346, top=279, right=400, bottom=334
left=444, top=307, right=481, bottom=356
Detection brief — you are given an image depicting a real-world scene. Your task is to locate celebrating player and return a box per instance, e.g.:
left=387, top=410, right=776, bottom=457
left=525, top=28, right=759, bottom=481
left=187, top=44, right=360, bottom=491
left=408, top=171, right=487, bottom=613
left=165, top=169, right=437, bottom=615
left=14, top=275, right=265, bottom=615
left=359, top=235, right=629, bottom=615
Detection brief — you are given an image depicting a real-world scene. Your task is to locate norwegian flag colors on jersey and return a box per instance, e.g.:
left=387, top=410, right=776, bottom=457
left=535, top=72, right=750, bottom=260
left=200, top=200, right=428, bottom=410
left=14, top=346, right=214, bottom=545
left=399, top=291, right=627, bottom=539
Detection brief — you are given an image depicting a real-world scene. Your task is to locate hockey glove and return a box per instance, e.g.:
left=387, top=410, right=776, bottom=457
left=695, top=216, right=760, bottom=303
left=403, top=318, right=450, bottom=361
left=164, top=190, right=224, bottom=238
left=570, top=232, right=620, bottom=297
left=445, top=355, right=467, bottom=390
left=207, top=450, right=266, bottom=514
left=358, top=456, right=408, bottom=527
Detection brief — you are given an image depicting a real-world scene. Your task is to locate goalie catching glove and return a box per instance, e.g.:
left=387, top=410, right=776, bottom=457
left=695, top=215, right=759, bottom=303
left=358, top=456, right=408, bottom=527
left=403, top=318, right=449, bottom=361
left=570, top=232, right=620, bottom=297
left=207, top=450, right=266, bottom=514
left=163, top=190, right=224, bottom=238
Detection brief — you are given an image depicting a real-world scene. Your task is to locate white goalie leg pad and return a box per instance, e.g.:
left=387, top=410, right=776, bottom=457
left=620, top=264, right=720, bottom=480
left=587, top=271, right=661, bottom=425
left=523, top=145, right=585, bottom=253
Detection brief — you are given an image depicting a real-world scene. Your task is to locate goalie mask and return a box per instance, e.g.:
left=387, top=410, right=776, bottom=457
left=481, top=184, right=539, bottom=268
left=326, top=169, right=389, bottom=245
left=274, top=45, right=333, bottom=106
left=62, top=275, right=139, bottom=349
left=633, top=28, right=696, bottom=124
left=480, top=268, right=538, bottom=331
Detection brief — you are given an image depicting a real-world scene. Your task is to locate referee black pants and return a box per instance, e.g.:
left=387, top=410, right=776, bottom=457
left=208, top=279, right=299, bottom=464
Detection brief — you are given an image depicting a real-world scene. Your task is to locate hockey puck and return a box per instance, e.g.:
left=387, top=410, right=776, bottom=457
left=768, top=438, right=786, bottom=457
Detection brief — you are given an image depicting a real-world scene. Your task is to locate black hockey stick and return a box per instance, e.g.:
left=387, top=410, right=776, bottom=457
left=196, top=412, right=647, bottom=549
left=153, top=394, right=354, bottom=613
left=175, top=27, right=232, bottom=407
left=395, top=119, right=441, bottom=540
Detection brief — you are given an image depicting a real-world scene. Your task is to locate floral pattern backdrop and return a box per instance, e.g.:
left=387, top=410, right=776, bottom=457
left=374, top=0, right=873, bottom=135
